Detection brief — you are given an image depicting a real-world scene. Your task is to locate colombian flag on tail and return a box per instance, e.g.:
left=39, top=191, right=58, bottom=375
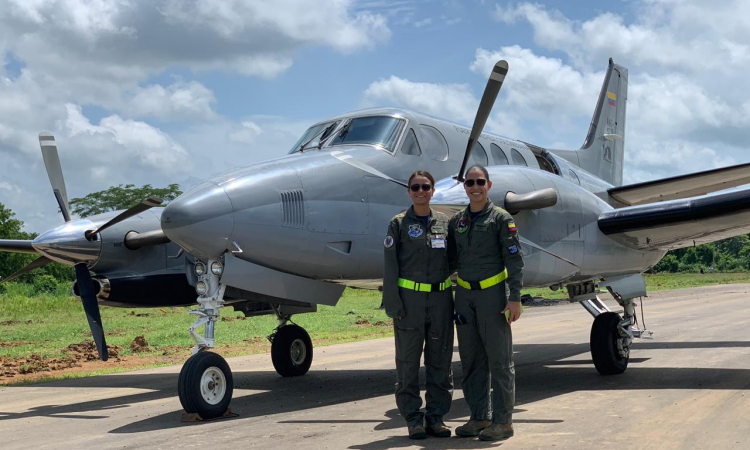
left=607, top=91, right=617, bottom=107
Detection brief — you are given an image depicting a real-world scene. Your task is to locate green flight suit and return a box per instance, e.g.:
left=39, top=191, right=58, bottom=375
left=383, top=206, right=454, bottom=427
left=448, top=201, right=524, bottom=425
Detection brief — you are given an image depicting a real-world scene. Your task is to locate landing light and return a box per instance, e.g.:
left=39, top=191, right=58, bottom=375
left=195, top=281, right=208, bottom=296
left=194, top=262, right=206, bottom=276
left=210, top=261, right=223, bottom=275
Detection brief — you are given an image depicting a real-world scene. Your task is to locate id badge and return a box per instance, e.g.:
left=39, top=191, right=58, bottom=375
left=431, top=238, right=446, bottom=249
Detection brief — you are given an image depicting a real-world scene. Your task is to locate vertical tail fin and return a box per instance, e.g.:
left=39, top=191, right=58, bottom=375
left=578, top=59, right=628, bottom=186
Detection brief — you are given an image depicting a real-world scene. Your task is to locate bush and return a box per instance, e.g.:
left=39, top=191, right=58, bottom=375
left=32, top=275, right=59, bottom=295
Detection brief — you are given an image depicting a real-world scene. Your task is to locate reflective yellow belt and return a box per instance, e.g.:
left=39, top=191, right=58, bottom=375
left=456, top=269, right=508, bottom=290
left=397, top=277, right=453, bottom=292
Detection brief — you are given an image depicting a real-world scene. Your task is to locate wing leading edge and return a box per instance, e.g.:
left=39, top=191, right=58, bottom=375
left=598, top=188, right=750, bottom=250
left=608, top=162, right=750, bottom=206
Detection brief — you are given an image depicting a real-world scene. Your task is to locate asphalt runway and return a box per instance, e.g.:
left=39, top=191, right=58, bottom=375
left=1, top=284, right=750, bottom=449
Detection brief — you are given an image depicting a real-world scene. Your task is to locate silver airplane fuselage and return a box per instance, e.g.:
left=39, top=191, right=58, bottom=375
left=161, top=107, right=663, bottom=289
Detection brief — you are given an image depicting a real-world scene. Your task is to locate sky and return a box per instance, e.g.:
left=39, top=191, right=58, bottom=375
left=2, top=0, right=750, bottom=233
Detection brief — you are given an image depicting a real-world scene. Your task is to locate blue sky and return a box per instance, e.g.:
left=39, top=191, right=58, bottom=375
left=2, top=0, right=750, bottom=232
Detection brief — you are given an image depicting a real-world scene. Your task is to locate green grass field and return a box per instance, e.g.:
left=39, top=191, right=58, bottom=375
left=2, top=272, right=750, bottom=382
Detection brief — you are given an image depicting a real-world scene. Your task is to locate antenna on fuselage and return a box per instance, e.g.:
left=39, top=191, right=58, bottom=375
left=456, top=60, right=508, bottom=182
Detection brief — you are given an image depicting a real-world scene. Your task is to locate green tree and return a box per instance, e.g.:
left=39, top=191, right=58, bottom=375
left=69, top=183, right=182, bottom=218
left=0, top=203, right=74, bottom=284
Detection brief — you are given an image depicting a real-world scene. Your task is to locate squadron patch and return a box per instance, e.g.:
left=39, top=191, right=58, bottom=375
left=408, top=224, right=423, bottom=238
left=457, top=218, right=469, bottom=234
left=508, top=245, right=519, bottom=255
left=384, top=235, right=394, bottom=248
left=507, top=222, right=517, bottom=233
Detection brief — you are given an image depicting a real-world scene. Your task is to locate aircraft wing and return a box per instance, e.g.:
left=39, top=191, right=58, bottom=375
left=608, top=162, right=750, bottom=206
left=598, top=188, right=750, bottom=250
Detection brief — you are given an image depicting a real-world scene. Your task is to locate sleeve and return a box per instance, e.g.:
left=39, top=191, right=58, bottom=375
left=382, top=219, right=405, bottom=318
left=498, top=212, right=524, bottom=302
left=447, top=216, right=458, bottom=274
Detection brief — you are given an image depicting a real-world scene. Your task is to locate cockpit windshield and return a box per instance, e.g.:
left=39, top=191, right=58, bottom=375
left=329, top=116, right=405, bottom=152
left=288, top=120, right=340, bottom=153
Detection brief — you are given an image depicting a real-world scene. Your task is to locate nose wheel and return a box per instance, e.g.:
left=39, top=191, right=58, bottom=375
left=271, top=324, right=314, bottom=377
left=590, top=312, right=629, bottom=375
left=178, top=351, right=234, bottom=419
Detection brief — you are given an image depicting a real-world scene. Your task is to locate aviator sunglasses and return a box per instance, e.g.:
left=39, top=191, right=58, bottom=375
left=464, top=178, right=487, bottom=187
left=409, top=183, right=433, bottom=192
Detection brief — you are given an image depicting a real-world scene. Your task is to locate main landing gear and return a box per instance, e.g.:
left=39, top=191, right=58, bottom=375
left=572, top=278, right=652, bottom=375
left=177, top=259, right=315, bottom=419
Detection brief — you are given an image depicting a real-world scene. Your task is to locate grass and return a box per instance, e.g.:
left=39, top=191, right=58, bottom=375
left=2, top=271, right=750, bottom=382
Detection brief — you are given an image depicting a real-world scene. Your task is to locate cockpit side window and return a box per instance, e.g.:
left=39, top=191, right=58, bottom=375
left=288, top=121, right=340, bottom=154
left=419, top=125, right=449, bottom=161
left=400, top=128, right=422, bottom=156
left=330, top=116, right=405, bottom=153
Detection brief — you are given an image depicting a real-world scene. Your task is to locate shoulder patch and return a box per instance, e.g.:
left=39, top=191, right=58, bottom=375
left=507, top=221, right=517, bottom=233
left=508, top=244, right=519, bottom=254
left=384, top=235, right=395, bottom=248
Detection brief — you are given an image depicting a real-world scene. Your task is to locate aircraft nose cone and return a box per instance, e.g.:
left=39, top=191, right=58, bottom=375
left=32, top=219, right=101, bottom=266
left=161, top=182, right=234, bottom=261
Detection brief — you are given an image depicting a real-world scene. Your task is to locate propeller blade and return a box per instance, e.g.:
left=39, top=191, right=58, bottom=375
left=330, top=151, right=409, bottom=188
left=457, top=60, right=509, bottom=181
left=88, top=197, right=163, bottom=238
left=0, top=256, right=52, bottom=284
left=39, top=132, right=72, bottom=222
left=505, top=188, right=558, bottom=212
left=75, top=263, right=108, bottom=361
left=0, top=239, right=38, bottom=254
left=519, top=237, right=580, bottom=268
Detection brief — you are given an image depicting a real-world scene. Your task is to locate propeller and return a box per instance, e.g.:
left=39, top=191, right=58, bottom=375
left=39, top=132, right=72, bottom=222
left=0, top=256, right=52, bottom=284
left=331, top=151, right=408, bottom=187
left=457, top=60, right=508, bottom=182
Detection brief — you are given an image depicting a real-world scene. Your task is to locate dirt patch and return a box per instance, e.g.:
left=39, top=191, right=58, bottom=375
left=130, top=335, right=149, bottom=352
left=221, top=316, right=246, bottom=322
left=0, top=320, right=33, bottom=326
left=354, top=318, right=371, bottom=325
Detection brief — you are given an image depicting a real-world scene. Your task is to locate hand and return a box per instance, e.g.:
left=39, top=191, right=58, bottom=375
left=502, top=302, right=522, bottom=324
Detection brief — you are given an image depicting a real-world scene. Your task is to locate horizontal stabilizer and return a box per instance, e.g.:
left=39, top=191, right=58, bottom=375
left=598, top=188, right=750, bottom=250
left=609, top=161, right=750, bottom=206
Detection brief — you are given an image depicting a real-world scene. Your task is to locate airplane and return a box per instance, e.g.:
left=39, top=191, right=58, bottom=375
left=4, top=57, right=750, bottom=420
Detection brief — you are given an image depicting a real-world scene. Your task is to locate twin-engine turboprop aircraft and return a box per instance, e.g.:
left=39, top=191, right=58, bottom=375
left=4, top=58, right=750, bottom=419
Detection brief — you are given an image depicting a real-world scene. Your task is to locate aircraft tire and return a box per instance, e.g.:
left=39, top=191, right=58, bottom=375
left=178, top=351, right=234, bottom=419
left=590, top=312, right=629, bottom=375
left=271, top=324, right=313, bottom=377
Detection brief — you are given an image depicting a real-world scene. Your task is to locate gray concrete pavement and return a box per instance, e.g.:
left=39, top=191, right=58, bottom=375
left=1, top=284, right=750, bottom=449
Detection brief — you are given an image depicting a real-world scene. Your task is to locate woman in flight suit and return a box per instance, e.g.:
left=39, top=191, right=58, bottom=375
left=382, top=170, right=454, bottom=440
left=448, top=165, right=524, bottom=442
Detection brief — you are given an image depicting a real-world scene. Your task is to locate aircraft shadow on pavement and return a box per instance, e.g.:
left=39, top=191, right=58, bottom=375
left=1, top=340, right=749, bottom=439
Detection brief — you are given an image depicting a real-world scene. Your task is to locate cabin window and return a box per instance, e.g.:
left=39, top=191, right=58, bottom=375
left=400, top=128, right=422, bottom=156
left=490, top=143, right=509, bottom=165
left=511, top=148, right=527, bottom=166
left=471, top=141, right=488, bottom=166
left=569, top=169, right=580, bottom=185
left=329, top=116, right=405, bottom=152
left=419, top=125, right=449, bottom=161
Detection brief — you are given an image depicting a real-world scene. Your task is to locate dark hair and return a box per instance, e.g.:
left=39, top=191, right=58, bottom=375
left=408, top=170, right=436, bottom=187
left=466, top=164, right=490, bottom=181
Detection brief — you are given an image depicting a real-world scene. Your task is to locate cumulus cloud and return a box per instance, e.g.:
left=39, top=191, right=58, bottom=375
left=126, top=80, right=217, bottom=120
left=489, top=1, right=750, bottom=182
left=361, top=74, right=522, bottom=137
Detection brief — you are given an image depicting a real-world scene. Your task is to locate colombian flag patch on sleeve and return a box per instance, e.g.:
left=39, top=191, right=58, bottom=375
left=508, top=222, right=517, bottom=233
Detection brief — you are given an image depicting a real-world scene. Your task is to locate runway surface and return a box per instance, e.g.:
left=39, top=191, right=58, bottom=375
left=1, top=284, right=749, bottom=449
